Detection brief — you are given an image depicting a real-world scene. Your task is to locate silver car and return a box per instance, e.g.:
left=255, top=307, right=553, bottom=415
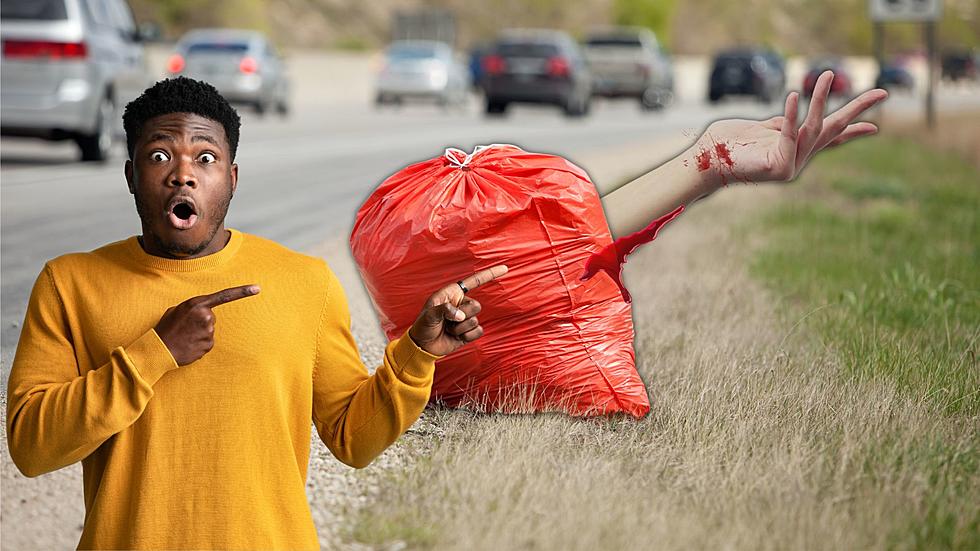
left=375, top=40, right=469, bottom=107
left=583, top=27, right=674, bottom=110
left=1, top=0, right=153, bottom=161
left=168, top=29, right=290, bottom=116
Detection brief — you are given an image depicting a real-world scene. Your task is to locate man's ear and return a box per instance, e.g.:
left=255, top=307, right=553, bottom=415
left=230, top=163, right=238, bottom=195
left=125, top=160, right=135, bottom=194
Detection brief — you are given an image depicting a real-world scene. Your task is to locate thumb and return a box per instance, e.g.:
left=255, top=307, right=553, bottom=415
left=423, top=301, right=465, bottom=326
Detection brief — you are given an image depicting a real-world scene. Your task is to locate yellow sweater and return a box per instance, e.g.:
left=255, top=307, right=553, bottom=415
left=5, top=228, right=441, bottom=550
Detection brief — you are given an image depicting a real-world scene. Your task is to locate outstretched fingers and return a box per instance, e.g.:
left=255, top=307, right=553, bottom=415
left=813, top=88, right=888, bottom=152
left=826, top=122, right=879, bottom=148
left=795, top=70, right=833, bottom=170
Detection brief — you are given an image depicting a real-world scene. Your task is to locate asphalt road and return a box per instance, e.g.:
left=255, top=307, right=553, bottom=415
left=2, top=55, right=977, bottom=384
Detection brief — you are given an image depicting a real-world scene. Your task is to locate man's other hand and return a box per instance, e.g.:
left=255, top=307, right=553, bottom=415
left=408, top=265, right=509, bottom=357
left=155, top=285, right=260, bottom=365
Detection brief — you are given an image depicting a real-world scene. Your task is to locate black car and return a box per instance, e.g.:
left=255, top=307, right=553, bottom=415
left=481, top=29, right=592, bottom=117
left=875, top=64, right=914, bottom=92
left=708, top=48, right=785, bottom=103
left=942, top=50, right=978, bottom=81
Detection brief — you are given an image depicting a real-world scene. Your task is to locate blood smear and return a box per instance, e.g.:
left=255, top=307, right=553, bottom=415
left=580, top=204, right=686, bottom=302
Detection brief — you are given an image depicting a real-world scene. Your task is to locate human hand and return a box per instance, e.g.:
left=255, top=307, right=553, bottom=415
left=155, top=285, right=260, bottom=365
left=693, top=71, right=888, bottom=188
left=408, top=265, right=509, bottom=357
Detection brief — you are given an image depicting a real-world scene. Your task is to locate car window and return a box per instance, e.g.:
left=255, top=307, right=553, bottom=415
left=82, top=0, right=114, bottom=29
left=496, top=43, right=559, bottom=57
left=186, top=42, right=250, bottom=55
left=106, top=0, right=136, bottom=35
left=387, top=45, right=440, bottom=60
left=1, top=0, right=67, bottom=20
left=585, top=37, right=642, bottom=47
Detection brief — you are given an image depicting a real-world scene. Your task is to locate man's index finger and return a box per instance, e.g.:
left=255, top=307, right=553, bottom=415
left=459, top=265, right=508, bottom=293
left=197, top=285, right=261, bottom=308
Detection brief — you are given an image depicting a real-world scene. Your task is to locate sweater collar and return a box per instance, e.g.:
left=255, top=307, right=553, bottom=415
left=125, top=228, right=244, bottom=272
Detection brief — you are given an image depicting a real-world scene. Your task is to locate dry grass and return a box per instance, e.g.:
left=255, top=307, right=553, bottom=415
left=347, top=176, right=977, bottom=549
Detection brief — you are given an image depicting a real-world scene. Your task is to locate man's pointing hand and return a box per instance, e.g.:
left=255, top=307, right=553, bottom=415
left=408, top=265, right=508, bottom=357
left=155, top=284, right=261, bottom=366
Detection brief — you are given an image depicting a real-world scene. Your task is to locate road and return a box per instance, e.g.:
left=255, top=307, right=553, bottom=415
left=2, top=52, right=977, bottom=384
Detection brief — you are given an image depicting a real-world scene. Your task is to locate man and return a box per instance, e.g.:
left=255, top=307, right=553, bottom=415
left=5, top=76, right=506, bottom=550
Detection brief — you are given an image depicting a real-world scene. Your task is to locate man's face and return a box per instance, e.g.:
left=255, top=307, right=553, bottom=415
left=125, top=112, right=238, bottom=258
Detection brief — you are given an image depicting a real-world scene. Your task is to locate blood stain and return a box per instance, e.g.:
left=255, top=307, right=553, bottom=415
left=580, top=204, right=686, bottom=303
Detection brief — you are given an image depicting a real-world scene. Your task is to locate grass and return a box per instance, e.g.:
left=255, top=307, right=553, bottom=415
left=751, top=137, right=979, bottom=416
left=346, top=136, right=979, bottom=550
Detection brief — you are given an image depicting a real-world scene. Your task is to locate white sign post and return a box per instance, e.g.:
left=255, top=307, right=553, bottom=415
left=868, top=0, right=944, bottom=128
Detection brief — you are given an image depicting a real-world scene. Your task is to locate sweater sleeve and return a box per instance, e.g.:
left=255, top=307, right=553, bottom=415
left=5, top=264, right=180, bottom=478
left=311, top=263, right=442, bottom=469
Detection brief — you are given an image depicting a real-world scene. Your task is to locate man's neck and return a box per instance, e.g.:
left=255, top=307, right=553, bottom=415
left=137, top=229, right=231, bottom=260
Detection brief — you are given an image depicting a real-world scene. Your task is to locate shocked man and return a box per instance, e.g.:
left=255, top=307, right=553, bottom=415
left=5, top=76, right=506, bottom=550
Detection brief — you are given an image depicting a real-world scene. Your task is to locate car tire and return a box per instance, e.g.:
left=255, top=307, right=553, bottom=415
left=254, top=99, right=268, bottom=116
left=708, top=90, right=722, bottom=103
left=77, top=94, right=114, bottom=163
left=276, top=100, right=289, bottom=117
left=640, top=88, right=665, bottom=111
left=486, top=99, right=507, bottom=115
left=563, top=94, right=587, bottom=118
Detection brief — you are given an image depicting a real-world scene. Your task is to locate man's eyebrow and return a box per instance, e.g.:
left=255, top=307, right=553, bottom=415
left=145, top=132, right=175, bottom=143
left=191, top=134, right=219, bottom=147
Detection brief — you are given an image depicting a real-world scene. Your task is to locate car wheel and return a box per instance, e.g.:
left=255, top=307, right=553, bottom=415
left=254, top=99, right=268, bottom=116
left=486, top=99, right=507, bottom=115
left=708, top=90, right=722, bottom=103
left=276, top=100, right=289, bottom=117
left=77, top=94, right=114, bottom=162
left=563, top=94, right=584, bottom=117
left=640, top=88, right=665, bottom=111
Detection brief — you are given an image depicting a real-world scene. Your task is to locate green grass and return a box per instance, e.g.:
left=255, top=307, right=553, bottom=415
left=750, top=137, right=979, bottom=416
left=748, top=136, right=980, bottom=548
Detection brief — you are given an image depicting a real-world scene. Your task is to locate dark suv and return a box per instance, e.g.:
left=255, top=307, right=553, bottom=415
left=481, top=29, right=592, bottom=117
left=708, top=48, right=785, bottom=103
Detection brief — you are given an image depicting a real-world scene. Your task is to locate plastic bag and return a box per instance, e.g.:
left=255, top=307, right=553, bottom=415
left=350, top=144, right=649, bottom=417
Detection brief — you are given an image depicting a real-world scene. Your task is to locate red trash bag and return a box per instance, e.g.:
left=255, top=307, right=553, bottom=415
left=350, top=144, right=649, bottom=417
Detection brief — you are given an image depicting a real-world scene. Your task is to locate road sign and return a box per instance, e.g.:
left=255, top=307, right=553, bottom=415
left=869, top=0, right=943, bottom=21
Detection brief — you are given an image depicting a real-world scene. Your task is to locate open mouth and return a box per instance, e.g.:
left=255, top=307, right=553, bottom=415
left=167, top=197, right=199, bottom=230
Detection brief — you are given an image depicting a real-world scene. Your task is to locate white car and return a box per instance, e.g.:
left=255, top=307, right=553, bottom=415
left=168, top=29, right=290, bottom=116
left=1, top=0, right=155, bottom=161
left=375, top=40, right=469, bottom=108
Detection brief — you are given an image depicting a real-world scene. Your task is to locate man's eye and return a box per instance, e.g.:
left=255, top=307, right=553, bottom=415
left=150, top=151, right=170, bottom=162
left=199, top=152, right=217, bottom=164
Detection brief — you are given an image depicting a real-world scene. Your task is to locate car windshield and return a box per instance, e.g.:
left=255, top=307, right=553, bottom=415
left=1, top=0, right=66, bottom=20
left=585, top=37, right=642, bottom=47
left=387, top=45, right=441, bottom=60
left=496, top=43, right=560, bottom=57
left=186, top=42, right=250, bottom=55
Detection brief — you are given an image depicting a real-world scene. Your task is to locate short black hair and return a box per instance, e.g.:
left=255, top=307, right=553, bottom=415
left=123, top=76, right=241, bottom=161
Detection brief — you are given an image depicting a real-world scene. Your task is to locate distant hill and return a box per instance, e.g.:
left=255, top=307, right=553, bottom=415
left=131, top=0, right=979, bottom=54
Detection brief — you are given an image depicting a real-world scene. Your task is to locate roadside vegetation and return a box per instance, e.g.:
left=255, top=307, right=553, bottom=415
left=345, top=134, right=979, bottom=549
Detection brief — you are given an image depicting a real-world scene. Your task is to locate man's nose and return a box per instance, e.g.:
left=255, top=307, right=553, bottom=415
left=169, top=157, right=197, bottom=188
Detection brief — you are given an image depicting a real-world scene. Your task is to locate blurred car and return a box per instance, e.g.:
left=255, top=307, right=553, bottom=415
left=375, top=40, right=470, bottom=107
left=802, top=59, right=852, bottom=98
left=583, top=26, right=674, bottom=110
left=1, top=0, right=154, bottom=161
left=875, top=64, right=914, bottom=92
left=167, top=29, right=289, bottom=116
left=708, top=48, right=785, bottom=103
left=482, top=29, right=592, bottom=117
left=941, top=49, right=978, bottom=81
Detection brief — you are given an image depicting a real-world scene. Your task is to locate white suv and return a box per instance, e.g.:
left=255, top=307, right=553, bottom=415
left=1, top=0, right=154, bottom=161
